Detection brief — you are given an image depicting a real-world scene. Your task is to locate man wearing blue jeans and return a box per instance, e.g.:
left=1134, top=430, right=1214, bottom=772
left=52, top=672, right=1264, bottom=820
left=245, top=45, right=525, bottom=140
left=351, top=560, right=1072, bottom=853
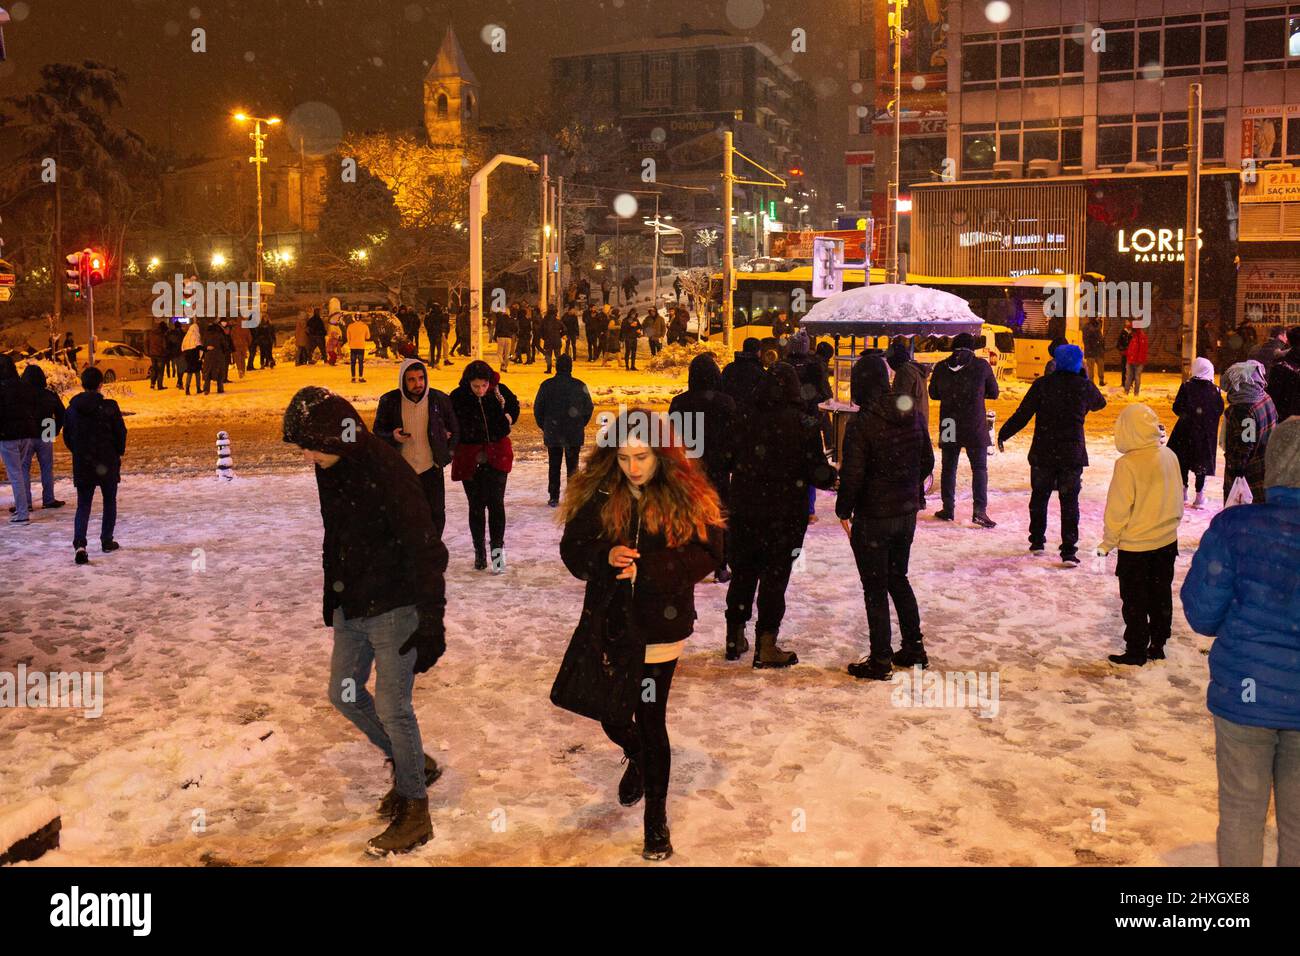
left=283, top=385, right=448, bottom=857
left=17, top=364, right=66, bottom=514
left=63, top=366, right=127, bottom=563
left=1182, top=416, right=1300, bottom=866
left=0, top=354, right=38, bottom=524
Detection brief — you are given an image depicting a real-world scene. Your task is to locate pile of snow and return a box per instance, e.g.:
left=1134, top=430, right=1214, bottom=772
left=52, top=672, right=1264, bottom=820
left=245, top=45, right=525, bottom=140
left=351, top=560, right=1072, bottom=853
left=803, top=284, right=983, bottom=336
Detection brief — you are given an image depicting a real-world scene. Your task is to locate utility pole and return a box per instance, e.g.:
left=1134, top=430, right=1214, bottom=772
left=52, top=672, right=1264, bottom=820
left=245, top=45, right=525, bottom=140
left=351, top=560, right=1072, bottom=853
left=1181, top=82, right=1202, bottom=381
left=722, top=129, right=786, bottom=349
left=538, top=154, right=549, bottom=311
left=470, top=154, right=541, bottom=358
left=233, top=112, right=281, bottom=284
left=651, top=193, right=660, bottom=317
left=884, top=0, right=908, bottom=284
left=556, top=176, right=564, bottom=310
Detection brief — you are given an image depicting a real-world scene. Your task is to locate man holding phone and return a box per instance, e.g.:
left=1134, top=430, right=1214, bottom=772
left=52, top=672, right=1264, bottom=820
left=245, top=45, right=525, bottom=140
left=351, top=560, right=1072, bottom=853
left=373, top=358, right=459, bottom=540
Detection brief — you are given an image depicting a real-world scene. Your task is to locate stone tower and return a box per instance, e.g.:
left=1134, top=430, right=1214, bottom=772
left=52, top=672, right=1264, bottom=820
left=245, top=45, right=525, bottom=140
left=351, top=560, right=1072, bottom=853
left=423, top=26, right=479, bottom=148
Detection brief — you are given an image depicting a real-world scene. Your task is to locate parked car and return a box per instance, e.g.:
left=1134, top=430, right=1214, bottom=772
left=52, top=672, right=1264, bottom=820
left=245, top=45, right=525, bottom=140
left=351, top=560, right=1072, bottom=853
left=84, top=340, right=150, bottom=383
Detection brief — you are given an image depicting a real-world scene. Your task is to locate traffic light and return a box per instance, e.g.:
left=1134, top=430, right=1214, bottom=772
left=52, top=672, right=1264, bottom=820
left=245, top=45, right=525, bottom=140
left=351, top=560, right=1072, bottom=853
left=64, top=250, right=85, bottom=299
left=86, top=249, right=107, bottom=287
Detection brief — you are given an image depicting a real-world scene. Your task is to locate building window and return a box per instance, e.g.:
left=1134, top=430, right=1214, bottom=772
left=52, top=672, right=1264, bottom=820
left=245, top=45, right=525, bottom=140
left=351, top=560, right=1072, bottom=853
left=620, top=55, right=643, bottom=109
left=858, top=170, right=873, bottom=207
left=646, top=54, right=671, bottom=107
left=1096, top=110, right=1226, bottom=169
left=677, top=53, right=696, bottom=108
left=591, top=59, right=614, bottom=107
left=1099, top=14, right=1229, bottom=79
left=961, top=27, right=1083, bottom=90
left=1244, top=10, right=1300, bottom=70
left=464, top=92, right=475, bottom=118
left=720, top=49, right=745, bottom=103
left=962, top=128, right=997, bottom=171
left=436, top=93, right=448, bottom=118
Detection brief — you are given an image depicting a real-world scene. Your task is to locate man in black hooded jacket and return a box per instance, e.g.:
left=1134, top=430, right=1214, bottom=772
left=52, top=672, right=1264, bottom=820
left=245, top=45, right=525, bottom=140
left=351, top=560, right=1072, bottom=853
left=837, top=354, right=935, bottom=680
left=63, top=366, right=126, bottom=560
left=724, top=362, right=837, bottom=667
left=669, top=353, right=737, bottom=581
left=283, top=385, right=447, bottom=857
left=533, top=353, right=594, bottom=506
left=928, top=332, right=998, bottom=527
left=720, top=337, right=765, bottom=407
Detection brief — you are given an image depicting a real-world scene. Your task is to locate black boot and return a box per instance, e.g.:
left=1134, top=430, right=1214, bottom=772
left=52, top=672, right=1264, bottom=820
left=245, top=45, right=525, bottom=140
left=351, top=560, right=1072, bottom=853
left=618, top=753, right=643, bottom=807
left=1146, top=642, right=1166, bottom=661
left=892, top=636, right=928, bottom=669
left=847, top=655, right=894, bottom=680
left=753, top=631, right=797, bottom=669
left=642, top=796, right=672, bottom=861
left=473, top=542, right=488, bottom=570
left=1108, top=651, right=1146, bottom=667
left=365, top=796, right=432, bottom=856
left=725, top=621, right=749, bottom=662
left=378, top=754, right=443, bottom=819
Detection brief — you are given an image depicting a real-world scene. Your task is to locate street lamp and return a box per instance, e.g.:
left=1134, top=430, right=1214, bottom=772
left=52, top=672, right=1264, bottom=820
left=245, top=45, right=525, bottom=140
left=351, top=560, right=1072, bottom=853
left=469, top=153, right=540, bottom=358
left=232, top=111, right=281, bottom=284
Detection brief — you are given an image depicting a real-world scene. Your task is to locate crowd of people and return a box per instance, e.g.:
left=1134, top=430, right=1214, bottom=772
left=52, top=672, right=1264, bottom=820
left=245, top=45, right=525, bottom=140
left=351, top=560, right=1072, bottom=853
left=5, top=308, right=1297, bottom=868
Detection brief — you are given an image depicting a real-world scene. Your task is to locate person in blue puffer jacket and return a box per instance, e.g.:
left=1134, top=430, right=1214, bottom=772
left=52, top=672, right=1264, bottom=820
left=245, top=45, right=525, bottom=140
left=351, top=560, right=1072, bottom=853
left=1181, top=415, right=1300, bottom=867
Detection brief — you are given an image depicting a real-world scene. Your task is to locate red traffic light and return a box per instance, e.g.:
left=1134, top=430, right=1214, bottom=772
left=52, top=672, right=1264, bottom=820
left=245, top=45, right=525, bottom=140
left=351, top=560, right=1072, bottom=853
left=85, top=248, right=107, bottom=287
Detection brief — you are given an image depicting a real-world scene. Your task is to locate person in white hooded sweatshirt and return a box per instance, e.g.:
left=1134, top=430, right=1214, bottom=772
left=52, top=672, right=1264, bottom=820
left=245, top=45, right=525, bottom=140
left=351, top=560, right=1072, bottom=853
left=372, top=358, right=459, bottom=540
left=1096, top=403, right=1185, bottom=666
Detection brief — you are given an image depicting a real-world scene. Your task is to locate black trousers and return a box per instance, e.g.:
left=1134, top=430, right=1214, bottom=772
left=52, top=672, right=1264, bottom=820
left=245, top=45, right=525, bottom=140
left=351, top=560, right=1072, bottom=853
left=725, top=525, right=803, bottom=636
left=547, top=444, right=580, bottom=500
left=848, top=512, right=921, bottom=660
left=1181, top=468, right=1207, bottom=493
left=148, top=356, right=166, bottom=388
left=1116, top=543, right=1177, bottom=655
left=623, top=340, right=637, bottom=369
left=601, top=658, right=677, bottom=800
left=586, top=335, right=599, bottom=361
left=429, top=329, right=442, bottom=364
left=1029, top=465, right=1083, bottom=558
left=542, top=346, right=561, bottom=373
left=463, top=465, right=507, bottom=552
left=418, top=465, right=446, bottom=541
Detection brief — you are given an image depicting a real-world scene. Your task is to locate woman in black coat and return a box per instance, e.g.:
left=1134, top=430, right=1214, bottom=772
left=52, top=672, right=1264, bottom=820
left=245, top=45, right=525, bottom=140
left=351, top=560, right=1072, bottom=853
left=556, top=409, right=724, bottom=861
left=449, top=360, right=520, bottom=570
left=1168, top=357, right=1223, bottom=509
left=723, top=362, right=838, bottom=666
left=668, top=353, right=736, bottom=580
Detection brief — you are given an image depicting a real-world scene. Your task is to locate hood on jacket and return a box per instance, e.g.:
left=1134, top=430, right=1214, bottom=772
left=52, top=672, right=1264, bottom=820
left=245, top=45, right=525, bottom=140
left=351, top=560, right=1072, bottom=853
left=1053, top=344, right=1084, bottom=374
left=20, top=364, right=47, bottom=390
left=886, top=337, right=913, bottom=371
left=687, top=352, right=721, bottom=392
left=398, top=358, right=428, bottom=403
left=945, top=348, right=975, bottom=371
left=1265, top=415, right=1300, bottom=491
left=1191, top=357, right=1215, bottom=381
left=850, top=353, right=890, bottom=408
left=0, top=354, right=17, bottom=382
left=753, top=362, right=801, bottom=407
left=1223, top=360, right=1267, bottom=405
left=555, top=353, right=574, bottom=378
left=282, top=386, right=369, bottom=458
left=1114, top=403, right=1162, bottom=454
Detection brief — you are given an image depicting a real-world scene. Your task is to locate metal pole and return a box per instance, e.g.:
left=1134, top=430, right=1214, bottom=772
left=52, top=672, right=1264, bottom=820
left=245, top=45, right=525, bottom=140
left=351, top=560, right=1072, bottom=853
left=86, top=260, right=95, bottom=370
left=538, top=154, right=549, bottom=311
left=651, top=194, right=660, bottom=320
left=470, top=175, right=484, bottom=359
left=1181, top=82, right=1202, bottom=381
left=556, top=176, right=564, bottom=311
left=253, top=121, right=265, bottom=284
left=887, top=0, right=906, bottom=284
left=723, top=130, right=735, bottom=350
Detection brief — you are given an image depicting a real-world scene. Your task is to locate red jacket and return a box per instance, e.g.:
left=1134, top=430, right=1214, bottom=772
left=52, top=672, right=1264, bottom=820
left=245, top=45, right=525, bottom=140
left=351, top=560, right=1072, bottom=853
left=1125, top=330, right=1149, bottom=365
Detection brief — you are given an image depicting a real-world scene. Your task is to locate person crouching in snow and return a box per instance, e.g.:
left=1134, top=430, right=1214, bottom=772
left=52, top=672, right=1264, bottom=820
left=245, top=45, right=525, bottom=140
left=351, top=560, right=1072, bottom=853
left=554, top=409, right=724, bottom=860
left=1168, top=357, right=1223, bottom=509
left=282, top=386, right=448, bottom=856
left=1095, top=404, right=1184, bottom=666
left=373, top=359, right=459, bottom=541
left=836, top=354, right=934, bottom=679
left=1181, top=416, right=1300, bottom=866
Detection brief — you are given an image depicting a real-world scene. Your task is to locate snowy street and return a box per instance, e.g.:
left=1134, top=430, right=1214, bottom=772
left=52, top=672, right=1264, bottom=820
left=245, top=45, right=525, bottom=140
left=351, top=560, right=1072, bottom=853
left=0, top=441, right=1253, bottom=867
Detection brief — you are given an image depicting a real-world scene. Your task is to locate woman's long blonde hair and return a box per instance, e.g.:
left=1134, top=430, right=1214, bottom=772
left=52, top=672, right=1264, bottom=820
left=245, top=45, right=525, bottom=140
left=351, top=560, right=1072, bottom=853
left=558, top=407, right=725, bottom=548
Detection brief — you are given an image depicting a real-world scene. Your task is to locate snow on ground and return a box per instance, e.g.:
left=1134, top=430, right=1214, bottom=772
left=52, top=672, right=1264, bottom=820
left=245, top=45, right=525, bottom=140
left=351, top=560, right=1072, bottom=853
left=0, top=441, right=1269, bottom=867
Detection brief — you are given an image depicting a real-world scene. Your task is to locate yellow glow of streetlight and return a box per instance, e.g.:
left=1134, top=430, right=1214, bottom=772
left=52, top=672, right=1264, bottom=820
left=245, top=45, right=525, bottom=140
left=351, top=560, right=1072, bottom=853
left=233, top=112, right=247, bottom=122
left=267, top=117, right=281, bottom=126
left=353, top=249, right=368, bottom=262
left=211, top=252, right=227, bottom=269
left=148, top=256, right=161, bottom=270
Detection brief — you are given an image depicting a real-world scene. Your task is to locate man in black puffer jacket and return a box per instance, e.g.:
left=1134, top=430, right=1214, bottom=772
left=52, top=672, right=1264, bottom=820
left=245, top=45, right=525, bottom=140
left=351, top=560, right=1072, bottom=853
left=998, top=344, right=1106, bottom=564
left=63, top=366, right=127, bottom=560
left=928, top=332, right=998, bottom=526
left=0, top=353, right=41, bottom=524
left=373, top=358, right=459, bottom=540
left=837, top=354, right=935, bottom=680
left=533, top=353, right=594, bottom=506
left=16, top=364, right=66, bottom=513
left=720, top=337, right=765, bottom=408
left=283, top=385, right=447, bottom=857
left=724, top=362, right=837, bottom=667
left=669, top=353, right=737, bottom=581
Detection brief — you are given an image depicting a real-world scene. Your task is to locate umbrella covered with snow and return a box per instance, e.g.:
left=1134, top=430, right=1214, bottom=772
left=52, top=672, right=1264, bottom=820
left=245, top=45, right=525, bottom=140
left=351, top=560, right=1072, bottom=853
left=800, top=283, right=983, bottom=337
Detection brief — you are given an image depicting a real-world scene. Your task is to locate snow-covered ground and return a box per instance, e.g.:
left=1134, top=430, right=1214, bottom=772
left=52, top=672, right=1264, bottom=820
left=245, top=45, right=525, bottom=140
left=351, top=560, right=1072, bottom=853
left=0, top=442, right=1272, bottom=867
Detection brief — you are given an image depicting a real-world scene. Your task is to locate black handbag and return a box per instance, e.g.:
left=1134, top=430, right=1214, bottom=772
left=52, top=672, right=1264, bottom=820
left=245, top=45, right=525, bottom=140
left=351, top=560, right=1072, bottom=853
left=550, top=594, right=643, bottom=725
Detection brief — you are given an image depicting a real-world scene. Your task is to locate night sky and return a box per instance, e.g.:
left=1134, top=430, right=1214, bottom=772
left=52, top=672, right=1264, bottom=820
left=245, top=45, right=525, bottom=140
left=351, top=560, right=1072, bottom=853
left=1, top=0, right=862, bottom=180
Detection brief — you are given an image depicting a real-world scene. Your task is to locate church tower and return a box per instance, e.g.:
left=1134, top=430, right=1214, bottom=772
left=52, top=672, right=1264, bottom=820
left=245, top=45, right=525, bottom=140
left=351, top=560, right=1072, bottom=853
left=423, top=26, right=479, bottom=148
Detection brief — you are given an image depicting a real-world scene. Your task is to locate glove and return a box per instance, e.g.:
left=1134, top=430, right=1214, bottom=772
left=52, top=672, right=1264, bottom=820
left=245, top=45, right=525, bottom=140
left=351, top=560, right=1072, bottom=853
left=400, top=609, right=446, bottom=674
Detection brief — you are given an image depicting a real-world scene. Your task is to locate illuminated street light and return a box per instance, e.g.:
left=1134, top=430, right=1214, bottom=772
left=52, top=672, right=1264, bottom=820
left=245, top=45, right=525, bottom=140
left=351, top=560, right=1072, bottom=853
left=211, top=252, right=228, bottom=269
left=232, top=110, right=282, bottom=283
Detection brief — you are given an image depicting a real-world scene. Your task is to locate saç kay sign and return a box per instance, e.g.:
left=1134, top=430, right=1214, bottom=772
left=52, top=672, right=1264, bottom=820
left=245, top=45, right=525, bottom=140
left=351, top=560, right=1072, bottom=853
left=1116, top=226, right=1203, bottom=263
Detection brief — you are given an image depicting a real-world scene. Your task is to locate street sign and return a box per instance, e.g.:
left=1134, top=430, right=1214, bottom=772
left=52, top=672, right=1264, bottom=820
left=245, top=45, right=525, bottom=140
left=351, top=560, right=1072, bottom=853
left=660, top=233, right=685, bottom=255
left=812, top=236, right=844, bottom=298
left=0, top=287, right=11, bottom=302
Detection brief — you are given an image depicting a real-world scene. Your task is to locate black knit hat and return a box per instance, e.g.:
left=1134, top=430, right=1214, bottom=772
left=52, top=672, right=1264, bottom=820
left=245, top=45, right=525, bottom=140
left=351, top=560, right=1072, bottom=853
left=282, top=386, right=368, bottom=456
left=952, top=332, right=976, bottom=350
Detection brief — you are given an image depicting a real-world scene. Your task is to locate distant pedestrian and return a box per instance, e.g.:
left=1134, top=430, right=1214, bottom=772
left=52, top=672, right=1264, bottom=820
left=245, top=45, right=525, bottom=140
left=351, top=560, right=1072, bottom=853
left=16, top=364, right=66, bottom=515
left=1168, top=357, right=1223, bottom=510
left=450, top=360, right=519, bottom=571
left=63, top=366, right=127, bottom=563
left=620, top=310, right=642, bottom=371
left=1124, top=325, right=1149, bottom=395
left=346, top=315, right=371, bottom=382
left=146, top=320, right=168, bottom=389
left=306, top=309, right=327, bottom=364
left=928, top=332, right=998, bottom=527
left=1222, top=360, right=1278, bottom=505
left=533, top=353, right=593, bottom=507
